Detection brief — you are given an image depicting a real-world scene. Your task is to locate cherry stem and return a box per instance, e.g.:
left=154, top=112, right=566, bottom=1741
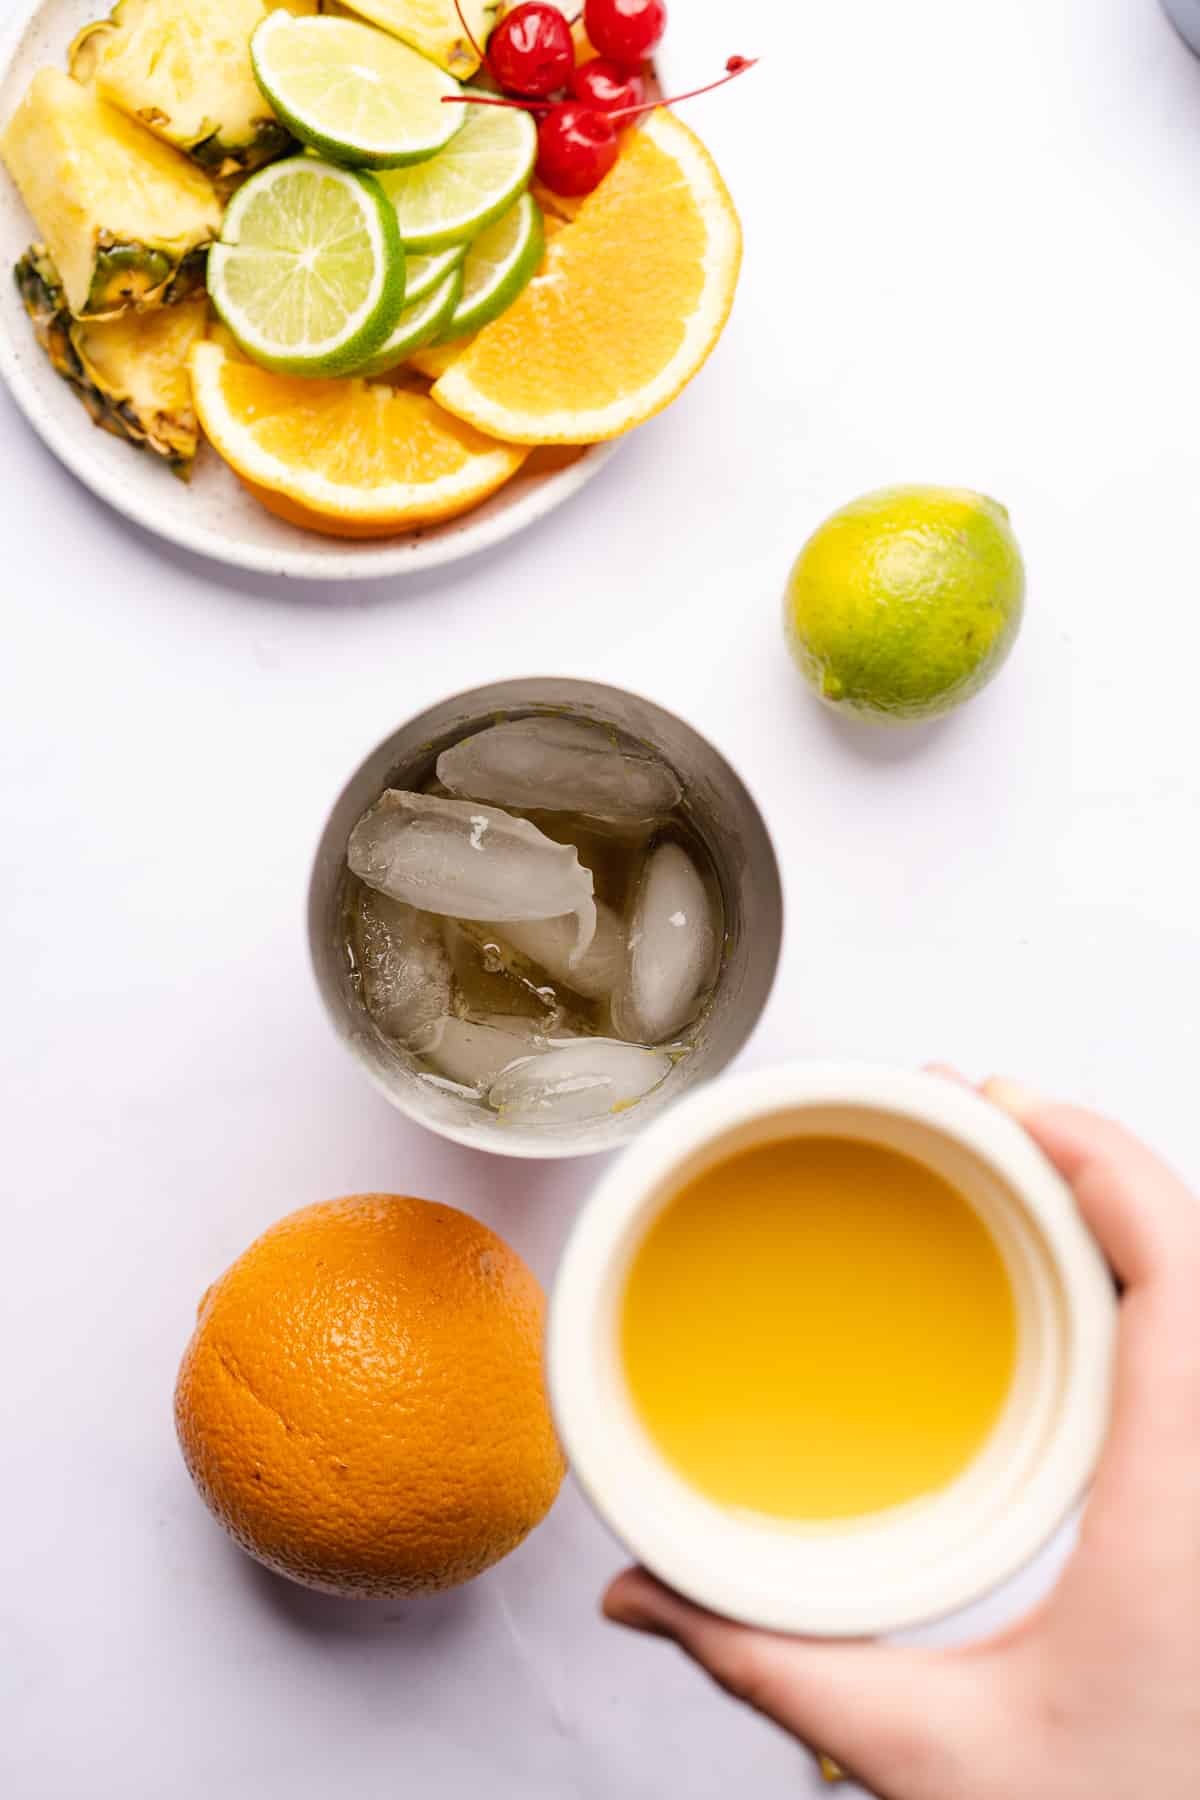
left=609, top=55, right=758, bottom=122
left=442, top=93, right=554, bottom=112
left=439, top=53, right=760, bottom=120
left=452, top=0, right=485, bottom=65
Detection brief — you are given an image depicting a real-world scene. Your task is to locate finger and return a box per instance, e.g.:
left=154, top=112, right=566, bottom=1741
left=924, top=1062, right=972, bottom=1087
left=982, top=1084, right=1200, bottom=1290
left=983, top=1085, right=1200, bottom=1529
left=604, top=1570, right=984, bottom=1798
left=979, top=1076, right=1039, bottom=1118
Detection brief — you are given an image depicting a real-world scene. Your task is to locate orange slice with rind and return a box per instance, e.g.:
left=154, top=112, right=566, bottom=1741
left=432, top=110, right=742, bottom=445
left=406, top=211, right=568, bottom=382
left=408, top=336, right=474, bottom=381
left=190, top=341, right=528, bottom=537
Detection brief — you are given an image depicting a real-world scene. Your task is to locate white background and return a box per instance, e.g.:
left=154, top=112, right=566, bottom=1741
left=3, top=0, right=1199, bottom=1794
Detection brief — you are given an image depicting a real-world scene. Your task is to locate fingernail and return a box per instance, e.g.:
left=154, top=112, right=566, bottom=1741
left=983, top=1076, right=1041, bottom=1118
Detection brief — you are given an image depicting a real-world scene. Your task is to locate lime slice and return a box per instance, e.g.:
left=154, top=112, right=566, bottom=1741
left=208, top=155, right=406, bottom=377
left=437, top=192, right=543, bottom=341
left=251, top=12, right=465, bottom=169
left=377, top=101, right=537, bottom=251
left=351, top=267, right=464, bottom=377
left=404, top=241, right=467, bottom=305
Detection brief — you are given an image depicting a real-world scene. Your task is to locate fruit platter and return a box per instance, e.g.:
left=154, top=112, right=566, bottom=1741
left=0, top=0, right=747, bottom=576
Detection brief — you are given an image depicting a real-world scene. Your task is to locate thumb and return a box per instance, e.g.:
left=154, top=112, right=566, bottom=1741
left=604, top=1570, right=991, bottom=1797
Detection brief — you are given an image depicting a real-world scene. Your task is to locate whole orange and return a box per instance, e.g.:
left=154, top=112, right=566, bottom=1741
left=174, top=1194, right=565, bottom=1597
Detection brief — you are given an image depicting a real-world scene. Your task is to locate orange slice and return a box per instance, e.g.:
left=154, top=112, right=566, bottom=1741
left=406, top=211, right=569, bottom=382
left=530, top=179, right=586, bottom=225
left=432, top=110, right=742, bottom=445
left=190, top=342, right=528, bottom=537
left=408, top=336, right=474, bottom=381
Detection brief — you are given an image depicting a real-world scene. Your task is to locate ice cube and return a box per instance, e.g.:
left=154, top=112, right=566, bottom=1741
left=348, top=791, right=597, bottom=962
left=437, top=717, right=682, bottom=821
left=488, top=1037, right=673, bottom=1125
left=495, top=900, right=625, bottom=1002
left=351, top=889, right=451, bottom=1042
left=615, top=841, right=719, bottom=1043
left=443, top=922, right=563, bottom=1027
left=412, top=1017, right=545, bottom=1091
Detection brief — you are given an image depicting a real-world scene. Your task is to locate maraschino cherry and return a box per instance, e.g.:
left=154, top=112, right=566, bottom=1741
left=449, top=2, right=755, bottom=201
left=583, top=0, right=667, bottom=67
left=535, top=57, right=756, bottom=196
left=570, top=55, right=646, bottom=114
left=536, top=101, right=622, bottom=196
left=487, top=2, right=576, bottom=99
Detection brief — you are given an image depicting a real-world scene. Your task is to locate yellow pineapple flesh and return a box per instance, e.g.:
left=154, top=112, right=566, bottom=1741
left=70, top=0, right=319, bottom=178
left=15, top=246, right=208, bottom=477
left=1, top=69, right=222, bottom=319
left=330, top=0, right=498, bottom=78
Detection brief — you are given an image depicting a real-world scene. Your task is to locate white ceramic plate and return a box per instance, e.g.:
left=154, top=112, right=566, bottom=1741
left=0, top=0, right=619, bottom=580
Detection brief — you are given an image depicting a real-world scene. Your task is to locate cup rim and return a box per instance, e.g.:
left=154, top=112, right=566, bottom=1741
left=548, top=1060, right=1118, bottom=1636
left=306, top=676, right=785, bottom=1160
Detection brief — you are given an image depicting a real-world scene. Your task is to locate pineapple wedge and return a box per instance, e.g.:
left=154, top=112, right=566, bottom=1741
left=0, top=70, right=222, bottom=320
left=331, top=0, right=498, bottom=78
left=70, top=0, right=319, bottom=179
left=15, top=246, right=208, bottom=478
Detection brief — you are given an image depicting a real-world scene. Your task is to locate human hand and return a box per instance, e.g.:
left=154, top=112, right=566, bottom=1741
left=603, top=1082, right=1200, bottom=1798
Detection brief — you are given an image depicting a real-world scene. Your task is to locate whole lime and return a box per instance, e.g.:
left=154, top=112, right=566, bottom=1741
left=783, top=486, right=1025, bottom=722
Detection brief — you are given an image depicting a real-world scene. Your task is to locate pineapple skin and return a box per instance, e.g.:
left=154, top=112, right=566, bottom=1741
left=328, top=0, right=499, bottom=78
left=70, top=0, right=319, bottom=179
left=0, top=69, right=222, bottom=319
left=15, top=246, right=208, bottom=478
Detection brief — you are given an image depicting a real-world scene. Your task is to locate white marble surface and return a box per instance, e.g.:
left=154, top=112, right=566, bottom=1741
left=3, top=1, right=1199, bottom=1794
